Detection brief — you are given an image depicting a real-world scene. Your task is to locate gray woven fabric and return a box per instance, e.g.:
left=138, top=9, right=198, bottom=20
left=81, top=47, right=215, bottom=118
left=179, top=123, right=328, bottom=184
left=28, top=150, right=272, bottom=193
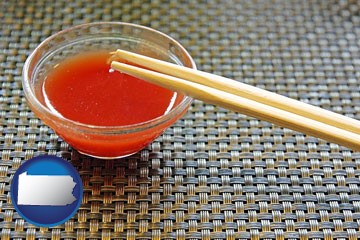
left=1, top=0, right=360, bottom=239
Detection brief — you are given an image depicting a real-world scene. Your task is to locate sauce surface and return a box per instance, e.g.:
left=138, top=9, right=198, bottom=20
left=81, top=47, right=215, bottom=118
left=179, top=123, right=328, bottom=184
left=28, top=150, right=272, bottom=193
left=43, top=51, right=178, bottom=126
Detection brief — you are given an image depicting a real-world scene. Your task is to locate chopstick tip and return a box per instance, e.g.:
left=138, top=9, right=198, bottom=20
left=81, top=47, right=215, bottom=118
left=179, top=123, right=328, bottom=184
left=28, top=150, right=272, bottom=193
left=108, top=49, right=125, bottom=65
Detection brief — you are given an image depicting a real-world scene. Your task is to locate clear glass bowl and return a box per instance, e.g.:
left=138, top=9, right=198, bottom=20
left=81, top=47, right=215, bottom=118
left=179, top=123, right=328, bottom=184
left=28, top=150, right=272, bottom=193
left=22, top=22, right=195, bottom=159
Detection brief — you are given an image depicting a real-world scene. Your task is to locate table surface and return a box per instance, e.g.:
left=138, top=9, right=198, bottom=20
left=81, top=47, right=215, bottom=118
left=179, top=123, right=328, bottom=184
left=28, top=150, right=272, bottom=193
left=1, top=0, right=360, bottom=239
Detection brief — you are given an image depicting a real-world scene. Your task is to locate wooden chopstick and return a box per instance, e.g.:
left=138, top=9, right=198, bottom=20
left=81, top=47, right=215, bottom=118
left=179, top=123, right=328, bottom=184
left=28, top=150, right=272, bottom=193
left=112, top=49, right=360, bottom=135
left=110, top=50, right=360, bottom=151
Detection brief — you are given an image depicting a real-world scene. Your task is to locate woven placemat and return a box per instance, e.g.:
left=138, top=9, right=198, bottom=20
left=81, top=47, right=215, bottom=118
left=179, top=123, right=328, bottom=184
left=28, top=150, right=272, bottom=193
left=1, top=0, right=360, bottom=239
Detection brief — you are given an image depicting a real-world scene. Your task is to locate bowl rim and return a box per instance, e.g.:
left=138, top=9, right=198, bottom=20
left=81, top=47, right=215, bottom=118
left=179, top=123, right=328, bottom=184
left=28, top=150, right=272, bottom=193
left=22, top=22, right=196, bottom=134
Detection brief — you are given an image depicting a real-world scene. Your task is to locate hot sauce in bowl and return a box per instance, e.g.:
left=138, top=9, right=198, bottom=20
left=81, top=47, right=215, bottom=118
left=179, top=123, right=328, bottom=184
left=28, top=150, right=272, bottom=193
left=22, top=22, right=195, bottom=158
left=43, top=51, right=181, bottom=126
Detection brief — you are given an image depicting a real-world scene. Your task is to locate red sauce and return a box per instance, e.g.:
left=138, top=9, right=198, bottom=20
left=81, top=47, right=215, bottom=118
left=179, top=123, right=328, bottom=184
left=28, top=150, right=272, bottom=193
left=43, top=51, right=178, bottom=126
left=39, top=51, right=187, bottom=158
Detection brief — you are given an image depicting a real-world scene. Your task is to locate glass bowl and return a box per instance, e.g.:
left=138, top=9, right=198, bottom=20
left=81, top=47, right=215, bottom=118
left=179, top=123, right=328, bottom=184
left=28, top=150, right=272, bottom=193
left=22, top=22, right=195, bottom=159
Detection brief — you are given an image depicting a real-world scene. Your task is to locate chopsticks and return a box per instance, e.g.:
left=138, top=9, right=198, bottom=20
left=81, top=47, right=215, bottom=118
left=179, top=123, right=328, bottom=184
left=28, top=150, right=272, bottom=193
left=111, top=49, right=360, bottom=151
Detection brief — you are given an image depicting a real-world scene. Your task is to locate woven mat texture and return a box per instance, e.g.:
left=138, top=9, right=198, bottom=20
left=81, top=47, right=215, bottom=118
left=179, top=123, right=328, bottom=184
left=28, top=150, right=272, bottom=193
left=2, top=0, right=360, bottom=239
